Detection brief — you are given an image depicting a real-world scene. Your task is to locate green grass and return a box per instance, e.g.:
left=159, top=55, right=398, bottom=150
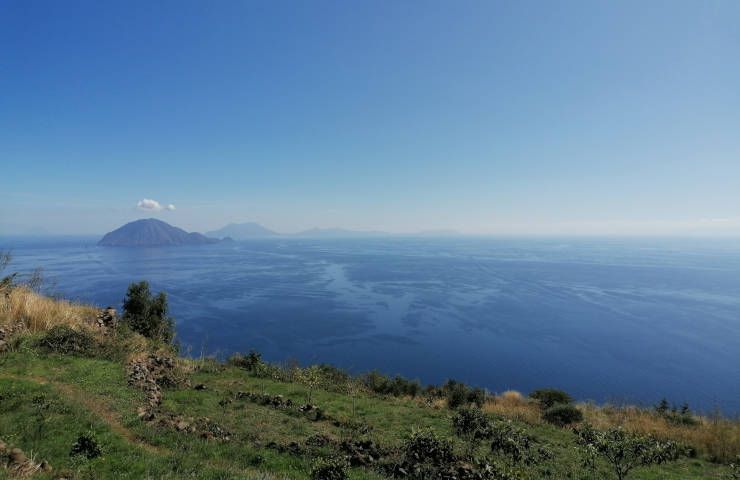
left=0, top=351, right=734, bottom=480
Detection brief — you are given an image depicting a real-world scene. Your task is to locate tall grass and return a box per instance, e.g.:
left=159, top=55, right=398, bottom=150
left=0, top=286, right=98, bottom=332
left=580, top=402, right=740, bottom=463
left=484, top=390, right=542, bottom=424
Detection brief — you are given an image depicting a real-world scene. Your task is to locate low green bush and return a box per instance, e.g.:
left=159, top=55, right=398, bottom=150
left=70, top=432, right=102, bottom=459
left=452, top=407, right=493, bottom=458
left=542, top=403, right=583, bottom=426
left=228, top=349, right=263, bottom=371
left=362, top=370, right=421, bottom=397
left=310, top=457, right=347, bottom=480
left=439, top=380, right=486, bottom=409
left=36, top=325, right=97, bottom=357
left=403, top=427, right=455, bottom=466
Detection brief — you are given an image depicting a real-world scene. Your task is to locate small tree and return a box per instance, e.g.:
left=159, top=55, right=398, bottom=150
left=122, top=281, right=174, bottom=343
left=298, top=365, right=322, bottom=404
left=576, top=425, right=685, bottom=480
left=529, top=388, right=572, bottom=409
left=0, top=250, right=16, bottom=293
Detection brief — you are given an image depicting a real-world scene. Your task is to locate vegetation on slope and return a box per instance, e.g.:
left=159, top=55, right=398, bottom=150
left=0, top=257, right=738, bottom=479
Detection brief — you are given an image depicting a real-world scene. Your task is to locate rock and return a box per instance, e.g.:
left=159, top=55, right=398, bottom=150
left=9, top=447, right=27, bottom=464
left=96, top=307, right=118, bottom=329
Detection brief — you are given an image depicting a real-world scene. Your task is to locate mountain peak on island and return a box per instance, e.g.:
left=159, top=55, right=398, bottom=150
left=98, top=218, right=220, bottom=247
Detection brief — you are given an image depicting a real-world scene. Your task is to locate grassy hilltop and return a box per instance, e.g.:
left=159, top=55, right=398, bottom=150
left=0, top=270, right=738, bottom=479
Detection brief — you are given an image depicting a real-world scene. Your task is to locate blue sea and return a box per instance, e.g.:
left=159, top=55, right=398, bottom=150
left=2, top=236, right=739, bottom=414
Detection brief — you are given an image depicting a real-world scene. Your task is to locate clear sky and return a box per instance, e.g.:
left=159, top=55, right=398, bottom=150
left=1, top=0, right=739, bottom=236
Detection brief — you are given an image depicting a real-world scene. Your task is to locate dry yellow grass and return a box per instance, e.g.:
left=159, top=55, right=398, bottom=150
left=0, top=286, right=99, bottom=333
left=484, top=390, right=542, bottom=424
left=580, top=402, right=740, bottom=462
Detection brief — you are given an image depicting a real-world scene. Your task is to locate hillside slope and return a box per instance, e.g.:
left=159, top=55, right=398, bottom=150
left=0, top=287, right=737, bottom=480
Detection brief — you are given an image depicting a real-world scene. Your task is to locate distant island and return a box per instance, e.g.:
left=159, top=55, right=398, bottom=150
left=205, top=222, right=462, bottom=239
left=205, top=222, right=278, bottom=240
left=98, top=219, right=221, bottom=247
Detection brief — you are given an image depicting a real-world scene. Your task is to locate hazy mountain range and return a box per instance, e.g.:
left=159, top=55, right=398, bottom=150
left=208, top=222, right=461, bottom=239
left=205, top=222, right=278, bottom=239
left=98, top=219, right=461, bottom=246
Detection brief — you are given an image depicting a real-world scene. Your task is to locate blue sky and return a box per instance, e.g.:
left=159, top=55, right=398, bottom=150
left=1, top=0, right=739, bottom=235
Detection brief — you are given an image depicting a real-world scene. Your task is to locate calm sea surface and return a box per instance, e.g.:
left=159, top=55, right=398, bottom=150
left=2, top=236, right=739, bottom=413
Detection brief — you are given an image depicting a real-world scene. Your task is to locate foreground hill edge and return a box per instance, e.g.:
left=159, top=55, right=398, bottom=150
left=0, top=282, right=737, bottom=480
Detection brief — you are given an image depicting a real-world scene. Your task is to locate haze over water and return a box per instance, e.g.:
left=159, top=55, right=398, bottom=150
left=4, top=236, right=739, bottom=414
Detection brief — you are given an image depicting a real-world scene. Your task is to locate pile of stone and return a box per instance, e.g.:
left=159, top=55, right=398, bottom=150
left=196, top=418, right=231, bottom=441
left=0, top=440, right=52, bottom=477
left=265, top=441, right=304, bottom=456
left=129, top=354, right=190, bottom=412
left=234, top=390, right=327, bottom=421
left=339, top=439, right=385, bottom=467
left=0, top=327, right=7, bottom=354
left=138, top=408, right=232, bottom=441
left=128, top=359, right=163, bottom=411
left=235, top=391, right=294, bottom=409
left=95, top=307, right=118, bottom=330
left=390, top=457, right=507, bottom=480
left=304, top=433, right=333, bottom=447
left=0, top=322, right=24, bottom=354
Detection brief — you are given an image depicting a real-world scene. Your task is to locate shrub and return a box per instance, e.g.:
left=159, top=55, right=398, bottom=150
left=576, top=424, right=686, bottom=480
left=467, top=387, right=486, bottom=408
left=403, top=428, right=455, bottom=466
left=441, top=379, right=486, bottom=409
left=229, top=349, right=263, bottom=371
left=729, top=456, right=739, bottom=480
left=361, top=370, right=421, bottom=398
left=529, top=388, right=572, bottom=409
left=490, top=420, right=539, bottom=464
left=654, top=399, right=698, bottom=426
left=445, top=381, right=468, bottom=409
left=310, top=457, right=347, bottom=480
left=122, top=281, right=174, bottom=343
left=36, top=325, right=97, bottom=356
left=453, top=407, right=493, bottom=440
left=543, top=403, right=583, bottom=426
left=453, top=407, right=493, bottom=458
left=70, top=433, right=102, bottom=459
left=296, top=365, right=323, bottom=404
